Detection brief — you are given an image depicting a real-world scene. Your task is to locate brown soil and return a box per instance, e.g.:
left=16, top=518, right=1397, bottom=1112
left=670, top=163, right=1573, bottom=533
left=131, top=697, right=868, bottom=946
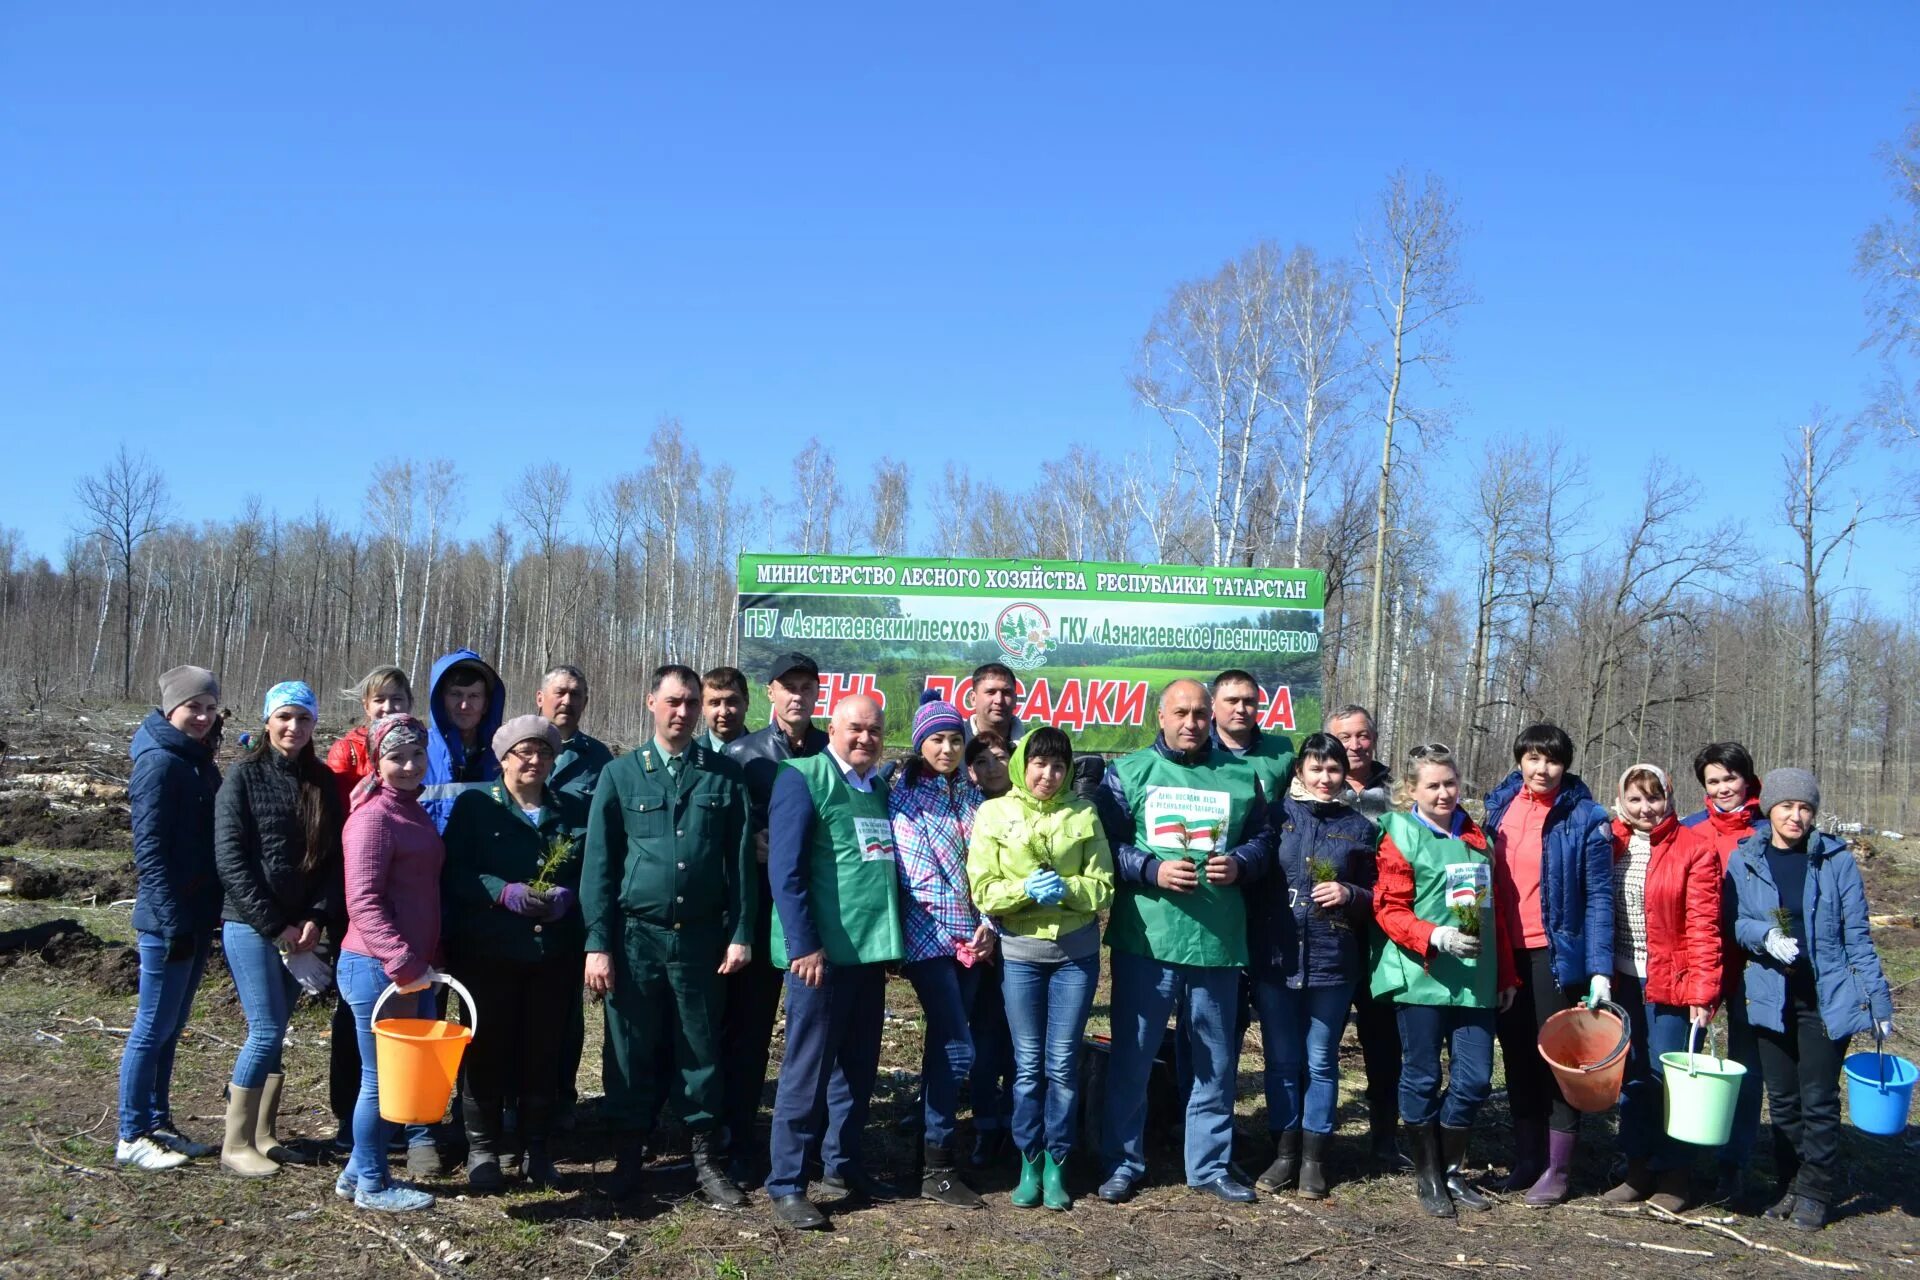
left=0, top=792, right=131, bottom=851
left=0, top=853, right=137, bottom=902
left=0, top=916, right=140, bottom=996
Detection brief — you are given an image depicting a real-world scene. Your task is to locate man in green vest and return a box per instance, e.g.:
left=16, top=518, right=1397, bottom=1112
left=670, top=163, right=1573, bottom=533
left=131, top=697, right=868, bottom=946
left=1208, top=667, right=1295, bottom=798
left=762, top=694, right=904, bottom=1230
left=582, top=664, right=754, bottom=1210
left=1094, top=678, right=1271, bottom=1205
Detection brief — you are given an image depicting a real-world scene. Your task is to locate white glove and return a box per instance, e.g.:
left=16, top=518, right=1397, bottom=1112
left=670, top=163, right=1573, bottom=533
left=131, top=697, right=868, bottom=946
left=1585, top=975, right=1612, bottom=1009
left=1430, top=925, right=1481, bottom=959
left=1763, top=929, right=1800, bottom=966
left=282, top=948, right=333, bottom=996
left=1878, top=1020, right=1895, bottom=1040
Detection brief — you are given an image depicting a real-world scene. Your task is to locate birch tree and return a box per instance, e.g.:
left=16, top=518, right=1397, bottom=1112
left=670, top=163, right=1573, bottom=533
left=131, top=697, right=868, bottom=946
left=73, top=445, right=170, bottom=697
left=1783, top=413, right=1875, bottom=770
left=511, top=462, right=573, bottom=668
left=868, top=457, right=911, bottom=555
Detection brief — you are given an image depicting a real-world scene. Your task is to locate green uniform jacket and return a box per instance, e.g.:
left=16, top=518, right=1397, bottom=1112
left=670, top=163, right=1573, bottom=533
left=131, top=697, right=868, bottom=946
left=1214, top=726, right=1295, bottom=801
left=768, top=753, right=905, bottom=968
left=1369, top=811, right=1502, bottom=1008
left=581, top=741, right=755, bottom=953
left=441, top=782, right=588, bottom=964
left=551, top=730, right=614, bottom=805
left=1104, top=746, right=1261, bottom=968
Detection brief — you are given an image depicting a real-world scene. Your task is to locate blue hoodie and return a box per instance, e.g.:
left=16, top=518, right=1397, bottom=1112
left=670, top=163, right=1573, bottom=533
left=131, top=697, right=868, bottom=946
left=420, top=648, right=506, bottom=831
left=128, top=710, right=224, bottom=938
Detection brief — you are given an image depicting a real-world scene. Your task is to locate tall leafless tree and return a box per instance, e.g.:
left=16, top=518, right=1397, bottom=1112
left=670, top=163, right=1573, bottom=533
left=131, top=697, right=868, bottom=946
left=1783, top=413, right=1876, bottom=770
left=869, top=457, right=911, bottom=555
left=73, top=445, right=170, bottom=697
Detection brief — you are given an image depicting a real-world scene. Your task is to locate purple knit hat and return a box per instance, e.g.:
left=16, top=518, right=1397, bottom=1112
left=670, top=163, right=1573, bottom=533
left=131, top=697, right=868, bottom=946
left=911, top=688, right=965, bottom=751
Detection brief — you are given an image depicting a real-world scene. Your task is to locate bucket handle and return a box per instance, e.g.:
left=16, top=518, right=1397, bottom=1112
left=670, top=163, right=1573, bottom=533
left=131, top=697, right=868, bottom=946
left=1876, top=1029, right=1888, bottom=1092
left=1683, top=1020, right=1719, bottom=1079
left=1593, top=998, right=1631, bottom=1069
left=372, top=971, right=478, bottom=1041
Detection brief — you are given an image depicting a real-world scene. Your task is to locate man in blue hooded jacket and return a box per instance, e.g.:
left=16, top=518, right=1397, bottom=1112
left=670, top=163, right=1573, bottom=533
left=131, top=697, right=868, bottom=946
left=420, top=649, right=506, bottom=833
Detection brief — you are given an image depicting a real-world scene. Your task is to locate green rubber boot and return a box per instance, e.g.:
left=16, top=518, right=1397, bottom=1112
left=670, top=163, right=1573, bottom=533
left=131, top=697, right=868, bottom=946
left=1042, top=1152, right=1072, bottom=1211
left=1011, top=1151, right=1044, bottom=1208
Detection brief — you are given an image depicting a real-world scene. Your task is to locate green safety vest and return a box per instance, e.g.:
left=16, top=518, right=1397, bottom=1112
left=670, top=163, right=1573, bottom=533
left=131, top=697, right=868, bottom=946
left=1368, top=811, right=1499, bottom=1008
left=1224, top=730, right=1295, bottom=801
left=768, top=754, right=904, bottom=968
left=1104, top=747, right=1259, bottom=968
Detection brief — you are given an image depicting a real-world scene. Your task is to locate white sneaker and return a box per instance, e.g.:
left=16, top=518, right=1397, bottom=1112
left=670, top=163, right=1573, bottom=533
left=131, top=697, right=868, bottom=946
left=116, top=1136, right=189, bottom=1171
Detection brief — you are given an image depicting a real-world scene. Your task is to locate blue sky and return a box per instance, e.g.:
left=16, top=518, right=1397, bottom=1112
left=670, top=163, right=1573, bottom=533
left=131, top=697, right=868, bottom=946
left=1, top=3, right=1913, bottom=600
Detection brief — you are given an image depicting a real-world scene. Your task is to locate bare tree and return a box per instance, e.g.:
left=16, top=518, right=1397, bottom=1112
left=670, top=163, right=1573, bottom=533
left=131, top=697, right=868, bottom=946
left=1455, top=448, right=1542, bottom=782
left=1783, top=413, right=1876, bottom=769
left=511, top=462, right=574, bottom=667
left=73, top=445, right=170, bottom=696
left=1134, top=242, right=1288, bottom=567
left=868, top=457, right=911, bottom=555
left=1357, top=171, right=1472, bottom=708
left=1273, top=247, right=1363, bottom=567
left=1857, top=109, right=1920, bottom=450
left=926, top=462, right=974, bottom=556
left=587, top=470, right=644, bottom=663
left=788, top=439, right=842, bottom=554
left=410, top=459, right=464, bottom=678
left=366, top=459, right=418, bottom=664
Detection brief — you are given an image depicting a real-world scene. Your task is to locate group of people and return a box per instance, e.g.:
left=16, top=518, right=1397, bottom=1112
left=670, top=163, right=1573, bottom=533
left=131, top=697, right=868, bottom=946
left=114, top=650, right=1898, bottom=1234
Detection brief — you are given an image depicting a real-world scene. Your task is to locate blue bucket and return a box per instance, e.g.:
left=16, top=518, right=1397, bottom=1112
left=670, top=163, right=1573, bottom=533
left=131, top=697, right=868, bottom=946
left=1842, top=1048, right=1917, bottom=1136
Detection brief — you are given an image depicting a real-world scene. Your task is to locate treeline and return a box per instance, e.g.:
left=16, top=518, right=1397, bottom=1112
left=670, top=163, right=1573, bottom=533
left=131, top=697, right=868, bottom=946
left=5, top=124, right=1919, bottom=829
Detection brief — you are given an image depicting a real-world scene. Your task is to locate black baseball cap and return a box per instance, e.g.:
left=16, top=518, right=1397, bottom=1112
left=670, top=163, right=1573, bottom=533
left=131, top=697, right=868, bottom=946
left=763, top=652, right=820, bottom=684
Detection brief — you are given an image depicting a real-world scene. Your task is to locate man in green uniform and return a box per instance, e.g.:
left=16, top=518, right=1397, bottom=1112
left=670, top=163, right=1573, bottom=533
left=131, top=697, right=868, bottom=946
left=1094, top=678, right=1270, bottom=1204
left=1208, top=668, right=1294, bottom=798
left=582, top=664, right=754, bottom=1208
left=762, top=694, right=904, bottom=1230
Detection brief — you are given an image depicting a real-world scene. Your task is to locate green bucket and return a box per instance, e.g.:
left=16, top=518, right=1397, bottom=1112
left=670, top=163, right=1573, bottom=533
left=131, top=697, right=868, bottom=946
left=1661, top=1023, right=1747, bottom=1147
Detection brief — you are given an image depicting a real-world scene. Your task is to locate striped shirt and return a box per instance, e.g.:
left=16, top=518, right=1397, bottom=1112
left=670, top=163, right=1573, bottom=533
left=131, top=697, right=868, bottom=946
left=888, top=770, right=983, bottom=963
left=1612, top=829, right=1651, bottom=978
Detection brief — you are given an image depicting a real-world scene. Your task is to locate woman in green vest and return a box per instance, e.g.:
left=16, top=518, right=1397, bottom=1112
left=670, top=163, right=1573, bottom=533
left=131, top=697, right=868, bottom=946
left=1371, top=743, right=1518, bottom=1218
left=968, top=727, right=1115, bottom=1211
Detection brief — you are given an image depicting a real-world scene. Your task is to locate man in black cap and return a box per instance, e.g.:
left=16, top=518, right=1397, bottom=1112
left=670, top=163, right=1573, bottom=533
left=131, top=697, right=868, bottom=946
left=720, top=653, right=828, bottom=1181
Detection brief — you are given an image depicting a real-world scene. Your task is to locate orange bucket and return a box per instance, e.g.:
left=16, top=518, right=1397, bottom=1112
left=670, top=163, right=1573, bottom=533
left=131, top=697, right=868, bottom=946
left=371, top=974, right=477, bottom=1125
left=1537, top=1001, right=1629, bottom=1113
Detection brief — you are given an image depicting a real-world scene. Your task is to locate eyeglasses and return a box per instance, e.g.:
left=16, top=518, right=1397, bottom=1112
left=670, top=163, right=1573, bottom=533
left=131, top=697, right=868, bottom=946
left=1407, top=742, right=1453, bottom=759
left=508, top=744, right=555, bottom=762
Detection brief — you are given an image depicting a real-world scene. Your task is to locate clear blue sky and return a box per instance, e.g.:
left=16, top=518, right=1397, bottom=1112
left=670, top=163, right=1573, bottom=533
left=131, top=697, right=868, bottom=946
left=1, top=4, right=1913, bottom=599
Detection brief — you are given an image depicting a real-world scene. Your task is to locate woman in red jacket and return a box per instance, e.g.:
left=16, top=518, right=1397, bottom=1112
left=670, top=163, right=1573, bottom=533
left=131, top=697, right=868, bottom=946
left=327, top=666, right=414, bottom=810
left=1602, top=764, right=1722, bottom=1213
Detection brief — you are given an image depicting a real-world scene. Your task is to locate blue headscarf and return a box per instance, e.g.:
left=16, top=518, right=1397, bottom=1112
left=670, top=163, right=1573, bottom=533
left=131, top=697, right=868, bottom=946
left=262, top=680, right=319, bottom=722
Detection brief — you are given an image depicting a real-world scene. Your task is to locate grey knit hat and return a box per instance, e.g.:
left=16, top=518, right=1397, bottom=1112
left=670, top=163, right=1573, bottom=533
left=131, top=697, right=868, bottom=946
left=1761, top=767, right=1820, bottom=816
left=492, top=714, right=560, bottom=761
left=158, top=665, right=219, bottom=714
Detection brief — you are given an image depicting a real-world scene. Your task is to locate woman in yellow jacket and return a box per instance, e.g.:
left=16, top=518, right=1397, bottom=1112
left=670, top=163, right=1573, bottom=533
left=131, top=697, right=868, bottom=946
left=967, top=727, right=1115, bottom=1211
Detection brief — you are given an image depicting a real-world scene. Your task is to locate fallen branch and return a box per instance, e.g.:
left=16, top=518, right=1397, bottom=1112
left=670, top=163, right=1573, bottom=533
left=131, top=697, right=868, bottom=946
left=1644, top=1204, right=1862, bottom=1272
left=54, top=1015, right=131, bottom=1036
left=1584, top=1231, right=1713, bottom=1257
left=345, top=1216, right=444, bottom=1278
left=26, top=1128, right=105, bottom=1178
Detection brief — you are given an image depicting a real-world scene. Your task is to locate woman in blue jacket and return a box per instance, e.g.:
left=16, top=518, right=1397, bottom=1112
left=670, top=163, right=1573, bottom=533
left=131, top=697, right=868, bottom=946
left=116, top=665, right=225, bottom=1172
left=1727, top=768, right=1894, bottom=1231
left=1484, top=723, right=1615, bottom=1206
left=1245, top=733, right=1378, bottom=1199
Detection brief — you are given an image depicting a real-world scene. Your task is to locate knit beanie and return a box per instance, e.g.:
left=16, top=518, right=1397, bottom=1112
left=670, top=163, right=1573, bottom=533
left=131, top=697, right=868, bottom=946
left=1760, top=767, right=1820, bottom=816
left=262, top=680, right=319, bottom=721
left=493, top=714, right=560, bottom=761
left=912, top=688, right=965, bottom=752
left=158, top=665, right=219, bottom=714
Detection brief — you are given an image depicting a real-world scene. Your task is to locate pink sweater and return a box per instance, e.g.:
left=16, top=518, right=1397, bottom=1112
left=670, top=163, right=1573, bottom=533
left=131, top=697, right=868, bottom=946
left=341, top=784, right=445, bottom=987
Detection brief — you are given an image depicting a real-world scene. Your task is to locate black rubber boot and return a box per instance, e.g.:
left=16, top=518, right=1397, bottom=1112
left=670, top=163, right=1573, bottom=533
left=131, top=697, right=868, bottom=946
left=1440, top=1126, right=1489, bottom=1211
left=1298, top=1132, right=1330, bottom=1200
left=920, top=1143, right=984, bottom=1208
left=602, top=1133, right=648, bottom=1201
left=524, top=1139, right=560, bottom=1189
left=1370, top=1110, right=1411, bottom=1171
left=1405, top=1120, right=1455, bottom=1219
left=1257, top=1129, right=1301, bottom=1191
left=691, top=1131, right=746, bottom=1209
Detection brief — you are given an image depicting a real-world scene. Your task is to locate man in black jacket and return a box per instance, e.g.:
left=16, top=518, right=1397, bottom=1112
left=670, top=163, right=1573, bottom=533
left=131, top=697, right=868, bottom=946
left=719, top=652, right=828, bottom=1181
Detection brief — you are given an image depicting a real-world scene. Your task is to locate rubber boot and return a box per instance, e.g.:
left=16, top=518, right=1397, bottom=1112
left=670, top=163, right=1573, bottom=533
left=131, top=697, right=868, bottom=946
left=254, top=1074, right=314, bottom=1165
left=1297, top=1132, right=1330, bottom=1200
left=1503, top=1116, right=1546, bottom=1192
left=920, top=1142, right=983, bottom=1208
left=220, top=1086, right=279, bottom=1178
left=1404, top=1121, right=1454, bottom=1218
left=1603, top=1156, right=1655, bottom=1203
left=1257, top=1129, right=1301, bottom=1192
left=1524, top=1129, right=1576, bottom=1206
left=1369, top=1108, right=1410, bottom=1170
left=692, top=1131, right=747, bottom=1209
left=524, top=1138, right=561, bottom=1189
left=1011, top=1151, right=1044, bottom=1208
left=602, top=1133, right=648, bottom=1201
left=1440, top=1126, right=1489, bottom=1211
left=1041, top=1152, right=1072, bottom=1211
left=1647, top=1168, right=1690, bottom=1214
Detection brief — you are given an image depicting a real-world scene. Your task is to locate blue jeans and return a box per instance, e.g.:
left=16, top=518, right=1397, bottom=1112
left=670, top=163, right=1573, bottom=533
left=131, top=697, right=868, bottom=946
left=902, top=956, right=983, bottom=1147
left=1103, top=951, right=1240, bottom=1186
left=223, top=921, right=298, bottom=1089
left=767, top=962, right=886, bottom=1200
left=338, top=949, right=429, bottom=1192
left=1614, top=972, right=1696, bottom=1168
left=968, top=960, right=1013, bottom=1133
left=1395, top=1002, right=1495, bottom=1128
left=117, top=931, right=211, bottom=1140
left=1002, top=952, right=1098, bottom=1162
left=1250, top=978, right=1356, bottom=1135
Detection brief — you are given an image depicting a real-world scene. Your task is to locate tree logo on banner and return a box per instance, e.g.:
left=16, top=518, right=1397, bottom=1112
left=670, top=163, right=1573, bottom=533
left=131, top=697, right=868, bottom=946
left=994, top=602, right=1059, bottom=672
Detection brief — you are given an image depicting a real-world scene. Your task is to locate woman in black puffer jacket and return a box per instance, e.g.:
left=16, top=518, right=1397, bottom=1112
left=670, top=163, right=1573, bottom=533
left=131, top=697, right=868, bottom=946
left=213, top=681, right=344, bottom=1178
left=1244, top=734, right=1378, bottom=1199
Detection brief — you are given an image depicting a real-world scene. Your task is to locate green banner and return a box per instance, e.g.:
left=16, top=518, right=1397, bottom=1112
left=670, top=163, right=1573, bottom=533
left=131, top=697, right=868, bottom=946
left=735, top=554, right=1325, bottom=753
